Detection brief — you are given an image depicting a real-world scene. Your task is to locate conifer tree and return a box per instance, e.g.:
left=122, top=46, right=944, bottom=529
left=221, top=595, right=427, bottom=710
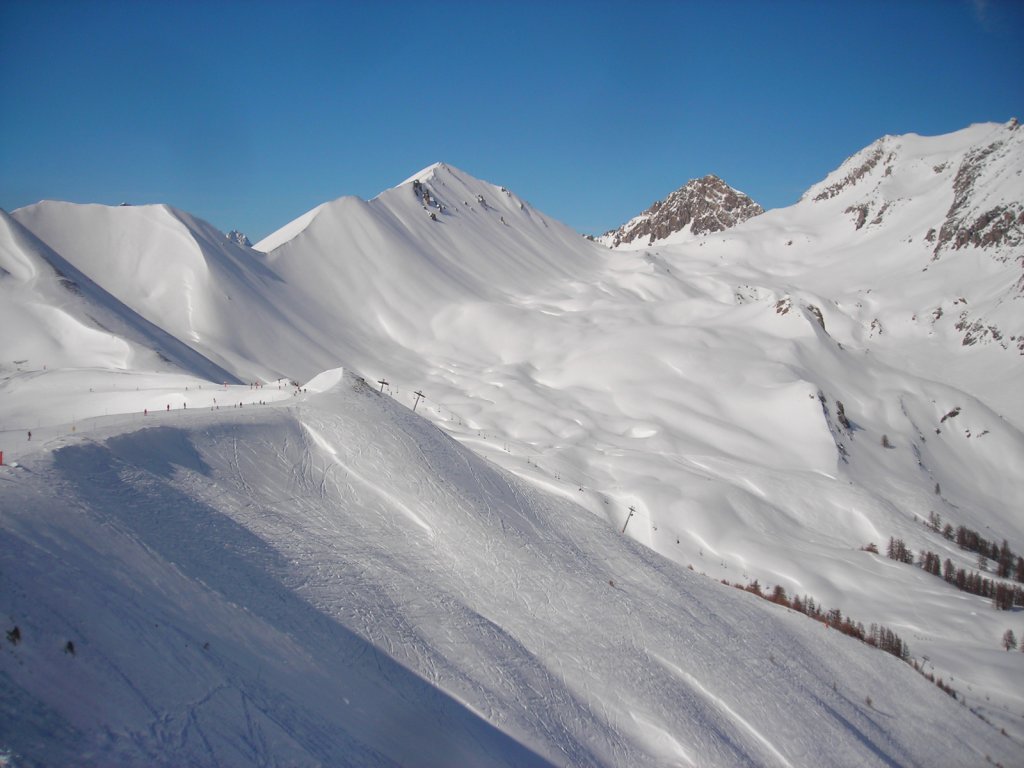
left=997, top=540, right=1013, bottom=578
left=1002, top=629, right=1017, bottom=651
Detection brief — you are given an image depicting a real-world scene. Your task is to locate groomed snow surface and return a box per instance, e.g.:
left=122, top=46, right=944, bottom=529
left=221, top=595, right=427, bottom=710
left=1, top=372, right=1017, bottom=767
left=2, top=122, right=1023, bottom=765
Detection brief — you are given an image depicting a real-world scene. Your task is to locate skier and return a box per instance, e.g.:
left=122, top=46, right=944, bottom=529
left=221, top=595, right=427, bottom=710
left=27, top=430, right=31, bottom=441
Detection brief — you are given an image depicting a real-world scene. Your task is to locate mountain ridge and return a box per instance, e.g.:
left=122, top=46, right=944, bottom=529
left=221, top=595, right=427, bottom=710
left=2, top=120, right=1023, bottom=763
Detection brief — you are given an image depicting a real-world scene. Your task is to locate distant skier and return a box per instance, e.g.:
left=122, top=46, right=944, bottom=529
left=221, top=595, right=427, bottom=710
left=27, top=431, right=31, bottom=441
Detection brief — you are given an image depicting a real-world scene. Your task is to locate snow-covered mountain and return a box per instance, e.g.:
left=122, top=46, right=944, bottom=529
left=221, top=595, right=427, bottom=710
left=599, top=174, right=764, bottom=246
left=2, top=121, right=1023, bottom=766
left=0, top=209, right=237, bottom=384
left=798, top=118, right=1024, bottom=354
left=252, top=162, right=601, bottom=380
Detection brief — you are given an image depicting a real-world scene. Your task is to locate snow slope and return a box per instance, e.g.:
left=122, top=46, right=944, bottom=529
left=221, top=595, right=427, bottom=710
left=2, top=121, right=1023, bottom=763
left=0, top=210, right=235, bottom=383
left=253, top=163, right=602, bottom=375
left=9, top=202, right=334, bottom=383
left=1, top=371, right=1016, bottom=767
left=255, top=124, right=1024, bottom=742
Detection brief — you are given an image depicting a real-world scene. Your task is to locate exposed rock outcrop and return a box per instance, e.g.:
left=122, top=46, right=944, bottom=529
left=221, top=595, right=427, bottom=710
left=603, top=174, right=763, bottom=246
left=226, top=230, right=252, bottom=248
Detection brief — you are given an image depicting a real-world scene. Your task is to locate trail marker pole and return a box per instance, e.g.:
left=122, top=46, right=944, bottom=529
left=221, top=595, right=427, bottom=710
left=621, top=506, right=636, bottom=534
left=412, top=390, right=425, bottom=412
left=377, top=378, right=389, bottom=393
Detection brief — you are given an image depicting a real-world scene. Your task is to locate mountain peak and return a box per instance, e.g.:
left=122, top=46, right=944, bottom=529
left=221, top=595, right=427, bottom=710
left=602, top=174, right=763, bottom=247
left=226, top=229, right=252, bottom=248
left=398, top=161, right=453, bottom=187
left=794, top=121, right=1024, bottom=272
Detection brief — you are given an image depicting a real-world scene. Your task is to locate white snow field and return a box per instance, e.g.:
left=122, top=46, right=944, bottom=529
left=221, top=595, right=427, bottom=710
left=1, top=372, right=1017, bottom=767
left=1, top=120, right=1022, bottom=765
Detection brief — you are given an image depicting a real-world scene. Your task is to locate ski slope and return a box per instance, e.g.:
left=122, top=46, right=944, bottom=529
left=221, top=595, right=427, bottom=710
left=1, top=371, right=1016, bottom=766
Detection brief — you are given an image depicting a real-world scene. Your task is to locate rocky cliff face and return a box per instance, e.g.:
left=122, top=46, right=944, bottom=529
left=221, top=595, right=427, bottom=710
left=602, top=174, right=763, bottom=246
left=932, top=119, right=1023, bottom=259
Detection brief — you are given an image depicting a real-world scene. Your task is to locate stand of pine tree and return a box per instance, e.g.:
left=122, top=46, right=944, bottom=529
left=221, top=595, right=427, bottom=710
left=728, top=577, right=962, bottom=700
left=880, top=537, right=1024, bottom=610
left=726, top=579, right=909, bottom=660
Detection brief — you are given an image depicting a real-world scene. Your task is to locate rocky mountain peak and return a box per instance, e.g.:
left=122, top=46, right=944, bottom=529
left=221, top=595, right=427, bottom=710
left=226, top=229, right=252, bottom=248
left=602, top=174, right=763, bottom=246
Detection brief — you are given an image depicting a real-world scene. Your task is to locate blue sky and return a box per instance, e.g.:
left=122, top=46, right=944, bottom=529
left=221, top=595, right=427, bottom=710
left=2, top=1, right=1022, bottom=240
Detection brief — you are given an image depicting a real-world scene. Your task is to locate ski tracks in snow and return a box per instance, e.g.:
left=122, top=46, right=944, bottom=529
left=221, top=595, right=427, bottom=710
left=650, top=652, right=796, bottom=768
left=300, top=419, right=434, bottom=537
